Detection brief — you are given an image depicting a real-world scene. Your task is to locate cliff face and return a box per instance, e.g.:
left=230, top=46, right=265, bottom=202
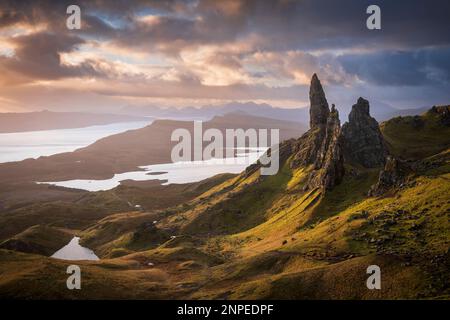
left=292, top=76, right=344, bottom=191
left=341, top=98, right=388, bottom=168
left=292, top=75, right=388, bottom=192
left=316, top=106, right=345, bottom=190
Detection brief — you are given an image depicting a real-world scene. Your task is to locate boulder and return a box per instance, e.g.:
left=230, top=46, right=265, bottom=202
left=369, top=155, right=410, bottom=196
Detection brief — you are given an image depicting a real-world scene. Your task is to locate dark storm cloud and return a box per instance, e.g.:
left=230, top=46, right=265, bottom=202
left=2, top=0, right=450, bottom=51
left=1, top=32, right=101, bottom=81
left=0, top=10, right=24, bottom=27
left=89, top=0, right=450, bottom=54
left=0, top=0, right=449, bottom=105
left=109, top=0, right=450, bottom=52
left=248, top=0, right=450, bottom=51
left=0, top=0, right=151, bottom=39
left=339, top=48, right=450, bottom=86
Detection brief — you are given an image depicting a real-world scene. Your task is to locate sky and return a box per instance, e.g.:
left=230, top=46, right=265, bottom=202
left=0, top=0, right=449, bottom=113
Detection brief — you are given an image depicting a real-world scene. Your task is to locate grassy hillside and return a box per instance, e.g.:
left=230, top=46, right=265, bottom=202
left=0, top=107, right=448, bottom=299
left=1, top=145, right=447, bottom=299
left=381, top=106, right=450, bottom=160
left=0, top=174, right=233, bottom=247
left=0, top=225, right=74, bottom=256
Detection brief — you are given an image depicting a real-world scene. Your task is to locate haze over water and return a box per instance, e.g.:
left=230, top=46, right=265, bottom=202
left=0, top=121, right=150, bottom=163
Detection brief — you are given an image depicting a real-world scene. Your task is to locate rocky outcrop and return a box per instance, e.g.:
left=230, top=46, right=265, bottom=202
left=291, top=74, right=330, bottom=167
left=369, top=156, right=410, bottom=196
left=309, top=73, right=330, bottom=129
left=290, top=127, right=326, bottom=167
left=291, top=74, right=344, bottom=191
left=341, top=97, right=387, bottom=168
left=315, top=105, right=339, bottom=167
left=291, top=75, right=389, bottom=192
left=314, top=105, right=345, bottom=190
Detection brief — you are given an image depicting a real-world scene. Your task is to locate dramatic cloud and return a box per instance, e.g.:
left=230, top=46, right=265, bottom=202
left=0, top=32, right=103, bottom=83
left=339, top=48, right=450, bottom=86
left=0, top=0, right=449, bottom=111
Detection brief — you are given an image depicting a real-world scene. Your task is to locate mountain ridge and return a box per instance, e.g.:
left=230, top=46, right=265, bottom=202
left=121, top=100, right=421, bottom=123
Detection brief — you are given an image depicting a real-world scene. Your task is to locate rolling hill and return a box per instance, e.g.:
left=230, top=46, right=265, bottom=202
left=0, top=75, right=448, bottom=299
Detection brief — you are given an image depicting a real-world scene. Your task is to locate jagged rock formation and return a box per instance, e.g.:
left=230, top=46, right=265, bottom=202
left=293, top=74, right=330, bottom=167
left=369, top=156, right=410, bottom=196
left=291, top=75, right=344, bottom=191
left=312, top=105, right=345, bottom=190
left=341, top=97, right=388, bottom=168
left=290, top=126, right=326, bottom=167
left=291, top=74, right=330, bottom=167
left=291, top=75, right=388, bottom=192
left=309, top=73, right=330, bottom=128
left=315, top=105, right=340, bottom=168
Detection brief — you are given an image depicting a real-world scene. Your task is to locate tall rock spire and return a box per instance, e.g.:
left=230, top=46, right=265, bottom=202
left=309, top=73, right=330, bottom=128
left=341, top=97, right=388, bottom=168
left=292, top=76, right=388, bottom=192
left=314, top=104, right=345, bottom=190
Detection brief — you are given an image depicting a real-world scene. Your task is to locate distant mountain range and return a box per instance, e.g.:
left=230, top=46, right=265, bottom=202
left=0, top=103, right=429, bottom=134
left=121, top=101, right=428, bottom=124
left=121, top=102, right=309, bottom=122
left=0, top=110, right=148, bottom=133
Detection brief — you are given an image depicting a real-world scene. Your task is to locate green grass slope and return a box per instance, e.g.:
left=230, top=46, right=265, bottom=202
left=0, top=107, right=449, bottom=299
left=381, top=105, right=450, bottom=160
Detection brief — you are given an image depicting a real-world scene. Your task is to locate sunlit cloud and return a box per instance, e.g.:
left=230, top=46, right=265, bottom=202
left=0, top=0, right=449, bottom=112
